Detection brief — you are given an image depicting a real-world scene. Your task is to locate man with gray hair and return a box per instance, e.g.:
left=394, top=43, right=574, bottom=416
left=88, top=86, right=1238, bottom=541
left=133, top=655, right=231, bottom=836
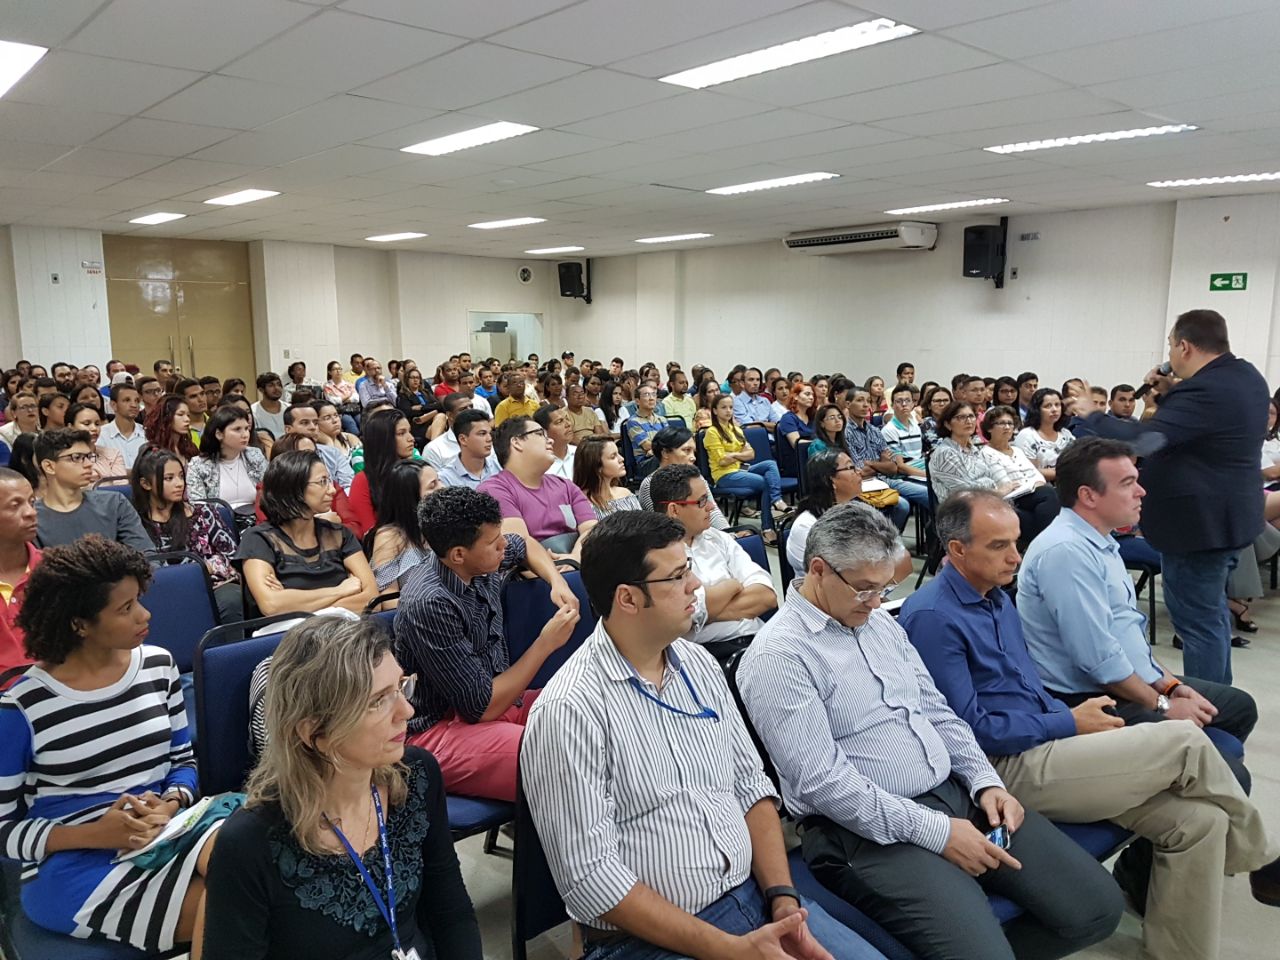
left=737, top=501, right=1124, bottom=960
left=900, top=489, right=1279, bottom=958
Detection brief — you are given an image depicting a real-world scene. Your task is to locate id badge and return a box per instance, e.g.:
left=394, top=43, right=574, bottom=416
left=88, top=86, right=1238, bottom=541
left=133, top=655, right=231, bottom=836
left=392, top=949, right=421, bottom=960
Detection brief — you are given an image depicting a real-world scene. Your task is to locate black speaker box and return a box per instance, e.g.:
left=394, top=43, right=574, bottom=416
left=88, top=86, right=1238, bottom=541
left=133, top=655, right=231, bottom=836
left=557, top=261, right=585, bottom=298
left=963, top=225, right=1002, bottom=279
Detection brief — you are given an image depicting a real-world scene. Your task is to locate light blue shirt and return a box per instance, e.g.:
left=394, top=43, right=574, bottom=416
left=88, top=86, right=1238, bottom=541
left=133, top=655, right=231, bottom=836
left=1018, top=508, right=1161, bottom=693
left=438, top=455, right=501, bottom=490
left=732, top=392, right=776, bottom=426
left=316, top=443, right=354, bottom=494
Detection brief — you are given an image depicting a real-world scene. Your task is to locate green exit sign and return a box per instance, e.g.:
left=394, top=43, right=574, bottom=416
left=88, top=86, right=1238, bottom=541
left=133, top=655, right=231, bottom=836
left=1210, top=272, right=1247, bottom=291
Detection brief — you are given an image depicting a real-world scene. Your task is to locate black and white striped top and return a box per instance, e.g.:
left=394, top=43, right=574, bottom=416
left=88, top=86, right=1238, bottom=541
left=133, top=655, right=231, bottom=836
left=737, top=587, right=1003, bottom=855
left=520, top=622, right=777, bottom=929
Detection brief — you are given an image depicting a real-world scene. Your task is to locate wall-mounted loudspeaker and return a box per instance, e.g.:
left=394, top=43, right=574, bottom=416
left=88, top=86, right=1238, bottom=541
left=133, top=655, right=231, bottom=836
left=557, top=261, right=584, bottom=298
left=963, top=219, right=1007, bottom=288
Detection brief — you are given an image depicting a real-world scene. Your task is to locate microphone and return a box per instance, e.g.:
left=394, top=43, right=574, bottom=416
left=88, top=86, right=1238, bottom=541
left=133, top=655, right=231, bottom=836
left=1134, top=362, right=1173, bottom=400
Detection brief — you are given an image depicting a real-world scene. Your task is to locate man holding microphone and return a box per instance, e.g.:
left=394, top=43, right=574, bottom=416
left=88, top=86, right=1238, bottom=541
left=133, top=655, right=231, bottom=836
left=1089, top=309, right=1268, bottom=684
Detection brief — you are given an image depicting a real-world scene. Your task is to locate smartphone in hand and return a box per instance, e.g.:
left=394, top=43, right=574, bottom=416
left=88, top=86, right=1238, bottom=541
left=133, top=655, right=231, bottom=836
left=987, top=824, right=1010, bottom=850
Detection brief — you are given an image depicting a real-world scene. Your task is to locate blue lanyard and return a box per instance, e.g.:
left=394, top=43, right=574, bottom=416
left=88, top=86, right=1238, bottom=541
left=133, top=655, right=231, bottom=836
left=326, top=785, right=402, bottom=955
left=628, top=664, right=720, bottom=722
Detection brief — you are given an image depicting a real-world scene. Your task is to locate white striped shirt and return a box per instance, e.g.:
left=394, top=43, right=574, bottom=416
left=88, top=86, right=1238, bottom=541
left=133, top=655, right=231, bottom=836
left=737, top=585, right=1003, bottom=854
left=520, top=621, right=777, bottom=928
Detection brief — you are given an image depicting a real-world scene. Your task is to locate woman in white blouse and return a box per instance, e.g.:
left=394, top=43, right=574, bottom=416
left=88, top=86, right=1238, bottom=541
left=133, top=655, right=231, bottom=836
left=186, top=405, right=268, bottom=507
left=1013, top=387, right=1075, bottom=483
left=980, top=405, right=1060, bottom=543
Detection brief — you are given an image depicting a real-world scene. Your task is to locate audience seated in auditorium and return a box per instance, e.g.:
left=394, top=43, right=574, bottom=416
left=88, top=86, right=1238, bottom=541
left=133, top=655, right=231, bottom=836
left=369, top=460, right=441, bottom=598
left=493, top=371, right=540, bottom=427
left=315, top=399, right=359, bottom=456
left=845, top=386, right=928, bottom=523
left=397, top=366, right=438, bottom=449
left=979, top=404, right=1061, bottom=543
left=33, top=429, right=150, bottom=552
left=784, top=450, right=864, bottom=576
left=693, top=377, right=719, bottom=431
left=66, top=402, right=126, bottom=483
left=176, top=378, right=209, bottom=437
left=283, top=402, right=353, bottom=493
left=251, top=372, right=286, bottom=439
left=777, top=380, right=815, bottom=451
left=807, top=403, right=847, bottom=458
left=573, top=436, right=640, bottom=518
left=732, top=367, right=779, bottom=432
left=625, top=385, right=667, bottom=471
left=145, top=392, right=201, bottom=465
left=423, top=393, right=473, bottom=467
left=637, top=426, right=736, bottom=533
left=1108, top=383, right=1138, bottom=421
left=184, top=405, right=269, bottom=508
left=738, top=502, right=1123, bottom=960
left=880, top=382, right=925, bottom=463
left=650, top=464, right=776, bottom=661
left=918, top=385, right=952, bottom=454
left=535, top=404, right=577, bottom=480
left=479, top=416, right=597, bottom=560
left=204, top=616, right=482, bottom=960
left=0, top=467, right=39, bottom=674
left=1014, top=388, right=1075, bottom=482
left=564, top=383, right=604, bottom=442
left=355, top=357, right=397, bottom=411
left=0, top=537, right=220, bottom=955
left=522, top=510, right=882, bottom=960
left=437, top=410, right=500, bottom=490
left=658, top=368, right=696, bottom=426
left=898, top=490, right=1280, bottom=958
left=237, top=449, right=377, bottom=616
left=322, top=359, right=357, bottom=407
left=599, top=381, right=629, bottom=436
left=0, top=392, right=38, bottom=447
left=929, top=400, right=1021, bottom=502
left=348, top=408, right=417, bottom=539
left=131, top=447, right=242, bottom=623
left=98, top=381, right=146, bottom=470
left=704, top=395, right=791, bottom=545
left=279, top=361, right=318, bottom=405
left=393, top=486, right=577, bottom=802
left=70, top=382, right=106, bottom=417
left=37, top=392, right=68, bottom=432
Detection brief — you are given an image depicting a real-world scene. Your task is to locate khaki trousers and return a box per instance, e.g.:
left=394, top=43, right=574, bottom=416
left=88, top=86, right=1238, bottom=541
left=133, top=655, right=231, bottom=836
left=996, top=720, right=1275, bottom=960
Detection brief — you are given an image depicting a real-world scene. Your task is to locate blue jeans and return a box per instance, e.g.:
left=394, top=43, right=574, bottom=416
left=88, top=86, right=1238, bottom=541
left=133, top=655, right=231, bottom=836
left=584, top=878, right=883, bottom=960
left=1160, top=547, right=1239, bottom=684
left=716, top=463, right=784, bottom=531
left=887, top=476, right=930, bottom=513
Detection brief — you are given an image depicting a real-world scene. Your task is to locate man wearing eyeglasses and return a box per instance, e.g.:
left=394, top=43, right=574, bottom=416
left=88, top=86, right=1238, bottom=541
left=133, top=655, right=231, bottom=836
left=649, top=464, right=776, bottom=663
left=32, top=428, right=150, bottom=553
left=738, top=501, right=1125, bottom=960
left=522, top=510, right=883, bottom=960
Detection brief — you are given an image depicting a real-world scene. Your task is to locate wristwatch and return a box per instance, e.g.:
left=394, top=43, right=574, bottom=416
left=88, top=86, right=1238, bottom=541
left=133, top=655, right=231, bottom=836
left=1154, top=694, right=1171, bottom=714
left=764, top=885, right=802, bottom=910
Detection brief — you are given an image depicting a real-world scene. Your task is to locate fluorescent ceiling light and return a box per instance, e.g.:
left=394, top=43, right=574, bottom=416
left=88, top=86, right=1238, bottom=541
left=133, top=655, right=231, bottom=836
left=205, top=188, right=279, bottom=206
left=525, top=246, right=584, bottom=255
left=129, top=212, right=186, bottom=225
left=635, top=233, right=714, bottom=244
left=365, top=232, right=427, bottom=242
left=660, top=18, right=917, bottom=89
left=1148, top=171, right=1280, bottom=188
left=985, top=123, right=1198, bottom=155
left=0, top=40, right=47, bottom=99
left=468, top=217, right=546, bottom=230
left=885, top=198, right=1009, bottom=215
left=402, top=121, right=539, bottom=156
left=707, top=172, right=838, bottom=196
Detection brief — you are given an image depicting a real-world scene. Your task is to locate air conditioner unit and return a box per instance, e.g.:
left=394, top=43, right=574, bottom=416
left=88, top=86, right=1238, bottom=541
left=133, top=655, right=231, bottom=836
left=783, top=221, right=937, bottom=255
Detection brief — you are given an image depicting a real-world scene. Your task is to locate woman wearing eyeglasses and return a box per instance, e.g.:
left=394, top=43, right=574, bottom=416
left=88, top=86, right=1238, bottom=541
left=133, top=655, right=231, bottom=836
left=236, top=450, right=377, bottom=616
left=785, top=450, right=863, bottom=576
left=203, top=616, right=483, bottom=960
left=981, top=405, right=1060, bottom=544
left=929, top=402, right=1020, bottom=503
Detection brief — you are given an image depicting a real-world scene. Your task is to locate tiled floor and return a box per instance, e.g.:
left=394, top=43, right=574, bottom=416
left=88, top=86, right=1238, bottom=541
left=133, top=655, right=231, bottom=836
left=461, top=551, right=1280, bottom=960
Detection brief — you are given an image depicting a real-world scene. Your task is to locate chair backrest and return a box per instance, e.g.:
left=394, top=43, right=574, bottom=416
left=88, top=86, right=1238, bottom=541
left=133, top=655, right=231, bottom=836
left=93, top=475, right=130, bottom=489
left=694, top=429, right=715, bottom=489
left=144, top=550, right=221, bottom=673
left=776, top=430, right=801, bottom=479
left=502, top=570, right=596, bottom=689
left=796, top=440, right=812, bottom=497
left=194, top=612, right=309, bottom=794
left=95, top=483, right=130, bottom=496
left=511, top=766, right=567, bottom=960
left=777, top=513, right=797, bottom=592
left=723, top=529, right=776, bottom=622
left=617, top=419, right=638, bottom=477
left=743, top=425, right=773, bottom=465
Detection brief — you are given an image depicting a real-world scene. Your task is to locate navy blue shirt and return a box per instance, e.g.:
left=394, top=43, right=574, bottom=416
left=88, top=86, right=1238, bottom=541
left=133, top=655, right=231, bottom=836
left=899, top=563, right=1077, bottom=756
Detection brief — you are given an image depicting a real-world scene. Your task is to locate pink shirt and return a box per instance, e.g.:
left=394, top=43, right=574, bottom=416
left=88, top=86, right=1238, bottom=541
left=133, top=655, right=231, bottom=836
left=478, top=471, right=595, bottom=540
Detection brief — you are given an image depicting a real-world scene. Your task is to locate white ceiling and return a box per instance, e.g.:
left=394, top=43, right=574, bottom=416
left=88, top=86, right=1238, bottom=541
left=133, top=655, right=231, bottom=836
left=3, top=0, right=1280, bottom=257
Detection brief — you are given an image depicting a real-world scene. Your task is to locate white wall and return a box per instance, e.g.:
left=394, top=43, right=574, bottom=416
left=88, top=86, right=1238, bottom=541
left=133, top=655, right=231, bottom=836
left=0, top=228, right=20, bottom=364
left=249, top=239, right=341, bottom=377
left=6, top=225, right=111, bottom=366
left=334, top=245, right=396, bottom=365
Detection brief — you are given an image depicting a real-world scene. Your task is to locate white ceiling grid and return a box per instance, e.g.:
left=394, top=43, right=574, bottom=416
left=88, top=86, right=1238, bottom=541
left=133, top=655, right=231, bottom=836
left=0, top=0, right=1277, bottom=255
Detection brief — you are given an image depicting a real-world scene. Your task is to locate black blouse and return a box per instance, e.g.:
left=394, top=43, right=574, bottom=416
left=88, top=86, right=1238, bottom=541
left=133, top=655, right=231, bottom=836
left=202, top=748, right=482, bottom=960
left=235, top=518, right=360, bottom=590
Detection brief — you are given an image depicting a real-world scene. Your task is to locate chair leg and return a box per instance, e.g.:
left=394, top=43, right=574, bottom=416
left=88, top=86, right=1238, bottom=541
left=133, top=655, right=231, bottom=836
left=1271, top=554, right=1278, bottom=590
left=912, top=503, right=924, bottom=556
left=1148, top=573, right=1157, bottom=645
left=483, top=824, right=511, bottom=856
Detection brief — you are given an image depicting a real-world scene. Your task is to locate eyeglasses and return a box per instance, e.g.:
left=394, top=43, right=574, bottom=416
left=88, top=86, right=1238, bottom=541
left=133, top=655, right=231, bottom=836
left=368, top=674, right=416, bottom=714
left=306, top=475, right=333, bottom=488
left=627, top=558, right=695, bottom=587
left=892, top=397, right=914, bottom=406
left=57, top=452, right=98, bottom=464
left=13, top=404, right=36, bottom=413
left=952, top=413, right=977, bottom=422
left=820, top=556, right=897, bottom=603
left=520, top=427, right=548, bottom=440
left=834, top=465, right=859, bottom=473
left=660, top=494, right=712, bottom=509
left=991, top=420, right=1016, bottom=429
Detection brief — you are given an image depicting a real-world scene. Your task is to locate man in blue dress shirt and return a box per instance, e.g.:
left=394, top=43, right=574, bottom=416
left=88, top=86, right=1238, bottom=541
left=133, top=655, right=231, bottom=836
left=732, top=368, right=778, bottom=432
left=900, top=490, right=1278, bottom=960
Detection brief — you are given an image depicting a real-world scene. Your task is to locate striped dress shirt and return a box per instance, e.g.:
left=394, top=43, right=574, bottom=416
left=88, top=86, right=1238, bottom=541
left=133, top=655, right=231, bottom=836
left=737, top=586, right=1004, bottom=855
left=520, top=622, right=778, bottom=928
left=393, top=534, right=527, bottom=732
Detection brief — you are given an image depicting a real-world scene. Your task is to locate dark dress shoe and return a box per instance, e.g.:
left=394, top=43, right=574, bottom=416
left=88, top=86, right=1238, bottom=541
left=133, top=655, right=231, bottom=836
left=1251, top=857, right=1280, bottom=907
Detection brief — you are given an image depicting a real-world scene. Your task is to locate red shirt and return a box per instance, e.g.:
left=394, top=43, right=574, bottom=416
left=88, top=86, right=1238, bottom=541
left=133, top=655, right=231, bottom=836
left=0, top=543, right=41, bottom=676
left=433, top=383, right=458, bottom=399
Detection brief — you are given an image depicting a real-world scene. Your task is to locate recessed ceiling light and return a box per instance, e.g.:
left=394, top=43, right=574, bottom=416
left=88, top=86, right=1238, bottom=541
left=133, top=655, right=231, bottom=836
left=985, top=123, right=1198, bottom=155
left=525, top=246, right=584, bottom=255
left=0, top=40, right=47, bottom=99
left=707, top=172, right=839, bottom=196
left=635, top=233, right=714, bottom=244
left=1147, top=171, right=1280, bottom=188
left=468, top=217, right=546, bottom=230
left=365, top=232, right=428, bottom=242
left=205, top=188, right=280, bottom=206
left=884, top=198, right=1009, bottom=215
left=402, top=121, right=539, bottom=156
left=129, top=212, right=186, bottom=225
left=660, top=18, right=917, bottom=89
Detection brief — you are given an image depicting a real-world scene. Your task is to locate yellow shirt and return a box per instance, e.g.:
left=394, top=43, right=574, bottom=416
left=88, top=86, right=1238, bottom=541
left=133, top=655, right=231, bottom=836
left=661, top=393, right=697, bottom=426
left=494, top=395, right=542, bottom=426
left=342, top=369, right=360, bottom=384
left=703, top=423, right=748, bottom=485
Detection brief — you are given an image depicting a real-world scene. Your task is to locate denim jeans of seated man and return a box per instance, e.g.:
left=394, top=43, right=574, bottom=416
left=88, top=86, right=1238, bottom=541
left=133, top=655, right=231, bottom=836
left=1160, top=547, right=1238, bottom=684
left=582, top=879, right=884, bottom=960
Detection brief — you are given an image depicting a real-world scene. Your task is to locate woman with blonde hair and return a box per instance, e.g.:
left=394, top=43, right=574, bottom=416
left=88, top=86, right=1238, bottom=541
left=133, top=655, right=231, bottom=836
left=204, top=617, right=482, bottom=959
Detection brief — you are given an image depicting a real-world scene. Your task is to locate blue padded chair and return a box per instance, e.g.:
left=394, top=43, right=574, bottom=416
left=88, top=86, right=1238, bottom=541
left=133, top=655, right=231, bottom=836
left=744, top=425, right=798, bottom=498
left=696, top=429, right=745, bottom=525
left=502, top=570, right=596, bottom=689
left=777, top=514, right=798, bottom=592
left=723, top=527, right=777, bottom=623
left=144, top=551, right=221, bottom=674
left=1116, top=534, right=1161, bottom=644
left=795, top=439, right=812, bottom=497
left=511, top=767, right=568, bottom=960
left=776, top=429, right=802, bottom=480
left=617, top=421, right=638, bottom=478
